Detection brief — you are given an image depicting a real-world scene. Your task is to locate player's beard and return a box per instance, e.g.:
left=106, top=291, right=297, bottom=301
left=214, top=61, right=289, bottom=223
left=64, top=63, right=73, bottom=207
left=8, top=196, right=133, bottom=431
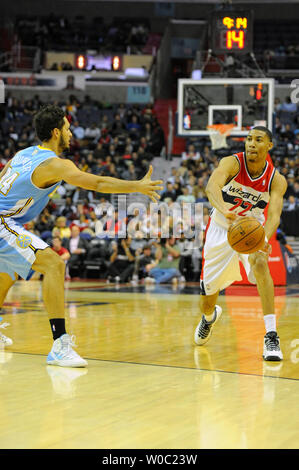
left=59, top=134, right=69, bottom=152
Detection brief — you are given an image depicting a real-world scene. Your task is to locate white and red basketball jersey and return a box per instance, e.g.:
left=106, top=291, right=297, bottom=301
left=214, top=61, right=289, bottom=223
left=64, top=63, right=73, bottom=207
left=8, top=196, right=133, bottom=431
left=211, top=152, right=276, bottom=229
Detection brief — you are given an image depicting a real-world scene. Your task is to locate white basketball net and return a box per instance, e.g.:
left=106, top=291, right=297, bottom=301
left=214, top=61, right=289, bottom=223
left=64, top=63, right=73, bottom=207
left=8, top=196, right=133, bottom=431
left=207, top=124, right=234, bottom=150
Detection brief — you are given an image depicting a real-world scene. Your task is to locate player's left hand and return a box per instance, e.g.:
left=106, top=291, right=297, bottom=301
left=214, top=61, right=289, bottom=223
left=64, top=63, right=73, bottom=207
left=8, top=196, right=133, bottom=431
left=138, top=165, right=164, bottom=203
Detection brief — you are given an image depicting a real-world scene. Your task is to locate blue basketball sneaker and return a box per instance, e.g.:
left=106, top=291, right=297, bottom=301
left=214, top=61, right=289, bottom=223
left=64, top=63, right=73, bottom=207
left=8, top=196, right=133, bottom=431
left=47, top=334, right=88, bottom=367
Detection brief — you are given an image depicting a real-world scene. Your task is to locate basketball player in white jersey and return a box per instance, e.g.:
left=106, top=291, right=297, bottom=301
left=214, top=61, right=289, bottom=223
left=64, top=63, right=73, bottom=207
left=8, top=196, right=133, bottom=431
left=194, top=126, right=287, bottom=361
left=0, top=105, right=163, bottom=366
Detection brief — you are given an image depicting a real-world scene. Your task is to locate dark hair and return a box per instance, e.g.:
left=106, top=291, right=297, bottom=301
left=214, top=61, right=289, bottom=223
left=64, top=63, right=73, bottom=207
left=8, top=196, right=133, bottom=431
left=34, top=105, right=65, bottom=141
left=252, top=126, right=273, bottom=141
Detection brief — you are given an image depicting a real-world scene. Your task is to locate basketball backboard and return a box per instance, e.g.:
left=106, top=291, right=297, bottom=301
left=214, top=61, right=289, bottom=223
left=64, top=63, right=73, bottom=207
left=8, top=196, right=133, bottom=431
left=177, top=78, right=275, bottom=136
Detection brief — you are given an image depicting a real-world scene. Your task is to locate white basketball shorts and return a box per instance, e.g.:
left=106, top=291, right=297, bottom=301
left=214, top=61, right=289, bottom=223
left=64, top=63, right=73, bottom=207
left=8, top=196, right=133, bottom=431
left=0, top=217, right=49, bottom=281
left=200, top=219, right=256, bottom=296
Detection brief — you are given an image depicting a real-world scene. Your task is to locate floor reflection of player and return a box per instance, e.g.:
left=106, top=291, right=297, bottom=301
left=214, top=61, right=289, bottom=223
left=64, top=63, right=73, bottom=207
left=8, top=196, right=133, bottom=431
left=194, top=127, right=287, bottom=361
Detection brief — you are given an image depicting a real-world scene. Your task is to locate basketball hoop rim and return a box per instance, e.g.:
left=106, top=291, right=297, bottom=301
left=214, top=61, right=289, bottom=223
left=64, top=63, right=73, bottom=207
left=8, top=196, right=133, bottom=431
left=207, top=123, right=235, bottom=136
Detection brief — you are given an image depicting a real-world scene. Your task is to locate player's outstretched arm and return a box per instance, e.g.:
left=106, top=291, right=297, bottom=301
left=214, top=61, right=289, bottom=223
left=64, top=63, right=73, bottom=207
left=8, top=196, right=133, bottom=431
left=32, top=158, right=164, bottom=203
left=205, top=156, right=240, bottom=222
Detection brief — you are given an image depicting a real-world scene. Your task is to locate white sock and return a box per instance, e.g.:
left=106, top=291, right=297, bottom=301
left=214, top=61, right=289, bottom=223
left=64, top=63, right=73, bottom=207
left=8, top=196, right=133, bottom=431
left=264, top=314, right=276, bottom=333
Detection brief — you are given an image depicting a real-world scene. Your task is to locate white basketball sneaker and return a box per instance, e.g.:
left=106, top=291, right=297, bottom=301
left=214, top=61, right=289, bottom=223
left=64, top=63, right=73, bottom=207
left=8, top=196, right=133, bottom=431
left=263, top=331, right=283, bottom=361
left=0, top=320, right=13, bottom=347
left=47, top=334, right=88, bottom=368
left=194, top=305, right=222, bottom=346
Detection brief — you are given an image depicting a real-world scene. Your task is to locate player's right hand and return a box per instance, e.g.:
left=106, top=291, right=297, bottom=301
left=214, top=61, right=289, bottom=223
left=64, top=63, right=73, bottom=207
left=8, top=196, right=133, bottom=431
left=138, top=165, right=164, bottom=203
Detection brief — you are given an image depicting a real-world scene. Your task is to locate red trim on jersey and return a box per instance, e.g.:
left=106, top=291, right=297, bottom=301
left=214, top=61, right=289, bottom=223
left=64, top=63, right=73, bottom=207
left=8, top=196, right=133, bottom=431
left=200, top=217, right=211, bottom=281
left=234, top=152, right=274, bottom=192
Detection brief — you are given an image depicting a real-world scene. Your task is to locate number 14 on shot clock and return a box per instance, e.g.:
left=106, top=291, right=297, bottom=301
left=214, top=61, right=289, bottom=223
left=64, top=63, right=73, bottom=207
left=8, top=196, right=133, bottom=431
left=210, top=10, right=254, bottom=54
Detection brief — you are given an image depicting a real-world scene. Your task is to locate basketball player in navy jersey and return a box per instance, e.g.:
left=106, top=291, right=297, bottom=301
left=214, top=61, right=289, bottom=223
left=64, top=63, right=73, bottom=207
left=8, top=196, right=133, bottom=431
left=0, top=105, right=163, bottom=366
left=194, top=126, right=287, bottom=361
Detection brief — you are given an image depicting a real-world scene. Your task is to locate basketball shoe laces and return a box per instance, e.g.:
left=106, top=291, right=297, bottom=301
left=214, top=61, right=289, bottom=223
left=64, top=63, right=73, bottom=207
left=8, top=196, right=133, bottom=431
left=198, top=315, right=215, bottom=339
left=55, top=334, right=80, bottom=359
left=265, top=332, right=280, bottom=351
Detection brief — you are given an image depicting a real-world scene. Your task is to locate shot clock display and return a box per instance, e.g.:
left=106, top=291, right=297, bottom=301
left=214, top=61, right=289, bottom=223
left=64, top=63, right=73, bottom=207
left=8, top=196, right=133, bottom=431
left=210, top=10, right=254, bottom=54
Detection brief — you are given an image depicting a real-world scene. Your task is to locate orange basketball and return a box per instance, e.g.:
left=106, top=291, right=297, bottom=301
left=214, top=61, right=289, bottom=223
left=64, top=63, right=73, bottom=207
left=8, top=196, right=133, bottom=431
left=227, top=217, right=265, bottom=254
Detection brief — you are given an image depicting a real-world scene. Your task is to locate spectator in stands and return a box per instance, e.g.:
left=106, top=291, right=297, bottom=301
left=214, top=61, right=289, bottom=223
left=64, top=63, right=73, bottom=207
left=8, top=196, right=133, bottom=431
left=24, top=220, right=40, bottom=236
left=285, top=174, right=296, bottom=199
left=59, top=196, right=77, bottom=219
left=85, top=122, right=101, bottom=140
left=167, top=168, right=180, bottom=186
left=23, top=100, right=35, bottom=116
left=141, top=122, right=152, bottom=142
left=52, top=216, right=71, bottom=239
left=135, top=244, right=158, bottom=281
left=86, top=152, right=95, bottom=169
left=142, top=103, right=155, bottom=122
left=107, top=237, right=135, bottom=282
left=137, top=143, right=152, bottom=162
left=103, top=209, right=127, bottom=238
left=70, top=212, right=91, bottom=233
left=99, top=114, right=111, bottom=132
left=127, top=115, right=141, bottom=138
left=98, top=128, right=112, bottom=147
left=122, top=144, right=132, bottom=161
left=72, top=121, right=85, bottom=140
left=105, top=162, right=119, bottom=178
left=177, top=231, right=203, bottom=282
left=181, top=144, right=201, bottom=162
left=35, top=208, right=55, bottom=234
left=81, top=198, right=96, bottom=216
left=281, top=124, right=295, bottom=143
left=64, top=225, right=90, bottom=278
left=202, top=145, right=215, bottom=164
left=87, top=211, right=98, bottom=233
left=8, top=125, right=18, bottom=142
left=148, top=237, right=181, bottom=284
left=193, top=177, right=208, bottom=202
left=285, top=195, right=298, bottom=211
left=150, top=119, right=165, bottom=155
left=280, top=96, right=297, bottom=113
left=176, top=186, right=196, bottom=204
left=51, top=236, right=71, bottom=263
left=274, top=97, right=282, bottom=113
left=173, top=179, right=183, bottom=200
left=123, top=137, right=133, bottom=155
left=274, top=116, right=284, bottom=136
left=122, top=162, right=138, bottom=180
left=117, top=103, right=127, bottom=120
left=160, top=182, right=177, bottom=202
left=111, top=114, right=127, bottom=138
left=94, top=142, right=106, bottom=160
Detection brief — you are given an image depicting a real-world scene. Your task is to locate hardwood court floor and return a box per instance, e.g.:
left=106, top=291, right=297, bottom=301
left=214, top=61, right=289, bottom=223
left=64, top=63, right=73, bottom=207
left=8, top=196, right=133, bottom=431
left=0, top=280, right=299, bottom=449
